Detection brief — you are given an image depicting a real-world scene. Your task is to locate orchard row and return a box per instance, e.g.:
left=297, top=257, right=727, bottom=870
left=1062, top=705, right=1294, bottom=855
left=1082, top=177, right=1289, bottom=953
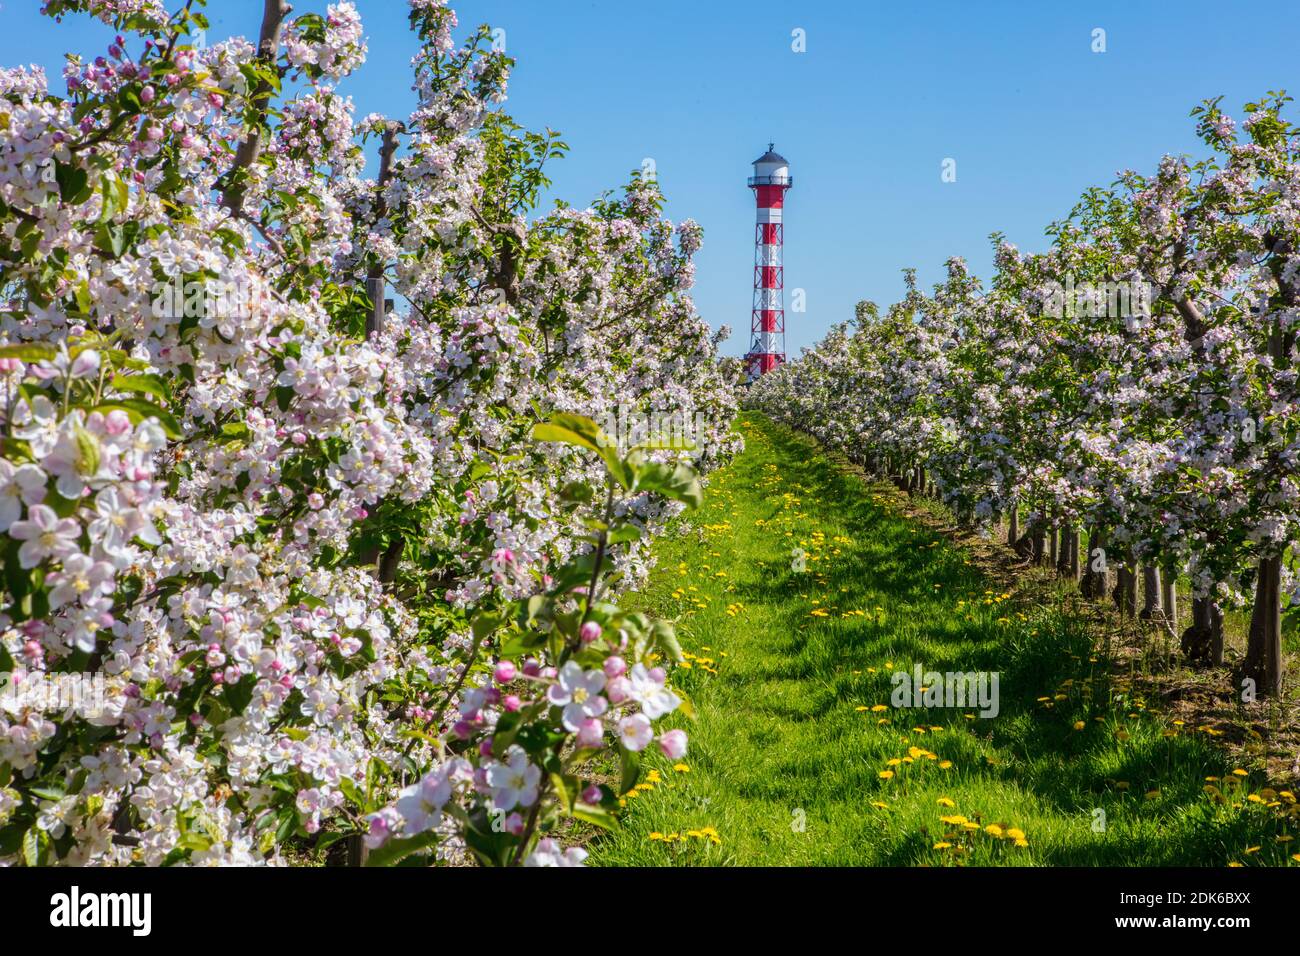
left=749, top=92, right=1300, bottom=698
left=0, top=0, right=739, bottom=866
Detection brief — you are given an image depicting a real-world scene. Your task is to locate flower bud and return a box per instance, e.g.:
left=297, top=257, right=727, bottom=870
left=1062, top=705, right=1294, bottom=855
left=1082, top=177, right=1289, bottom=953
left=658, top=729, right=688, bottom=760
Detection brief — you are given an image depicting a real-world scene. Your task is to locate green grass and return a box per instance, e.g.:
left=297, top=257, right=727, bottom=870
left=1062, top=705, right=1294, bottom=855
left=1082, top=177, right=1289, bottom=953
left=587, top=413, right=1299, bottom=867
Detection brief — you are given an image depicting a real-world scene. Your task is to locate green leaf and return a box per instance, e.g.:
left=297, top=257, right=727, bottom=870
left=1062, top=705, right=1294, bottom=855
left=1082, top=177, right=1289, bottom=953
left=634, top=461, right=703, bottom=509
left=54, top=161, right=91, bottom=204
left=607, top=524, right=642, bottom=545
left=0, top=342, right=57, bottom=363
left=649, top=618, right=684, bottom=664
left=223, top=674, right=256, bottom=716
left=220, top=421, right=251, bottom=441
left=364, top=829, right=441, bottom=867
left=21, top=826, right=49, bottom=867
left=618, top=745, right=641, bottom=796
left=110, top=372, right=170, bottom=403
left=471, top=610, right=504, bottom=641
left=274, top=809, right=298, bottom=844
left=339, top=777, right=364, bottom=809
left=73, top=423, right=100, bottom=478
left=73, top=280, right=92, bottom=315
left=93, top=220, right=138, bottom=258
left=531, top=413, right=611, bottom=454
left=571, top=803, right=617, bottom=831
left=600, top=447, right=635, bottom=490
left=313, top=830, right=352, bottom=852
left=559, top=480, right=595, bottom=503
left=490, top=708, right=524, bottom=758
left=550, top=772, right=574, bottom=813
left=98, top=174, right=130, bottom=221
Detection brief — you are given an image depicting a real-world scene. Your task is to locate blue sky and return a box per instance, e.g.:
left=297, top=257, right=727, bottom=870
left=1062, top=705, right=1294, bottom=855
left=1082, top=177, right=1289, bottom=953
left=3, top=1, right=1298, bottom=357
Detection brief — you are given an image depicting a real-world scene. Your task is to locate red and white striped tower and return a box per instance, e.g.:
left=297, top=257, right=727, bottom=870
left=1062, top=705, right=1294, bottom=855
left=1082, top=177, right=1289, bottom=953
left=745, top=144, right=793, bottom=378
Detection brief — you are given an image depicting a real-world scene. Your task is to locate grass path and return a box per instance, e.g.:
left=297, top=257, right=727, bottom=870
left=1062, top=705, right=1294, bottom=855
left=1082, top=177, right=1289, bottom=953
left=588, top=413, right=1299, bottom=866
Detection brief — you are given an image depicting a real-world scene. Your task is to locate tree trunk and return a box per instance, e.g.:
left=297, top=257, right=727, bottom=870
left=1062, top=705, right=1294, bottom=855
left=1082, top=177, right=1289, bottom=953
left=1139, top=565, right=1161, bottom=620
left=1182, top=596, right=1224, bottom=666
left=347, top=834, right=370, bottom=867
left=365, top=124, right=401, bottom=336
left=1160, top=572, right=1177, bottom=630
left=1210, top=600, right=1224, bottom=666
left=1244, top=554, right=1284, bottom=697
left=1007, top=500, right=1019, bottom=547
left=1113, top=564, right=1137, bottom=617
left=378, top=538, right=403, bottom=583
left=1082, top=527, right=1105, bottom=598
left=1067, top=527, right=1081, bottom=582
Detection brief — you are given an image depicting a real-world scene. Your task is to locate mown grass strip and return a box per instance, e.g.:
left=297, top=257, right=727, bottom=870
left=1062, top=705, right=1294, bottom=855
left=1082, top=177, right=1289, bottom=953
left=588, top=413, right=1299, bottom=866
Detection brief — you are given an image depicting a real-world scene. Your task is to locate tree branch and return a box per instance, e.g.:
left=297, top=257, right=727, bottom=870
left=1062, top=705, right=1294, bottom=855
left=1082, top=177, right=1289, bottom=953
left=220, top=0, right=292, bottom=215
